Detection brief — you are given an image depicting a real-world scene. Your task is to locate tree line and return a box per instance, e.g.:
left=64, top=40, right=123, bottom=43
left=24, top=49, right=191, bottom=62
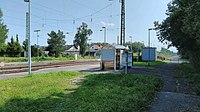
left=154, top=0, right=200, bottom=72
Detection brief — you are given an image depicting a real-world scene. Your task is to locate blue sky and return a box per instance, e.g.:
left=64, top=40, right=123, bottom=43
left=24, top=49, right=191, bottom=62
left=0, top=0, right=176, bottom=52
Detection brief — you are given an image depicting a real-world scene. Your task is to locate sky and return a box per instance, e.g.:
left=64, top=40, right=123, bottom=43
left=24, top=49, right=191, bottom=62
left=0, top=0, right=177, bottom=52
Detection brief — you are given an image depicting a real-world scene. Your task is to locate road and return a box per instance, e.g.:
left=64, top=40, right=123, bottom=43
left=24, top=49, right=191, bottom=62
left=0, top=63, right=118, bottom=80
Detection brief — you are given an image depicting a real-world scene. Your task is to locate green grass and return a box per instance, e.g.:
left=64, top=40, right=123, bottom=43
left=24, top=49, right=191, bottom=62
left=0, top=72, right=162, bottom=112
left=77, top=56, right=99, bottom=60
left=0, top=57, right=27, bottom=62
left=0, top=57, right=74, bottom=63
left=177, top=63, right=200, bottom=95
left=134, top=60, right=166, bottom=66
left=0, top=56, right=99, bottom=63
left=32, top=56, right=75, bottom=62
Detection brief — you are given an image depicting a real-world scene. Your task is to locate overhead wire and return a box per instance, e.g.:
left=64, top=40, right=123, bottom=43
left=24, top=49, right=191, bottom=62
left=2, top=0, right=120, bottom=40
left=3, top=0, right=119, bottom=28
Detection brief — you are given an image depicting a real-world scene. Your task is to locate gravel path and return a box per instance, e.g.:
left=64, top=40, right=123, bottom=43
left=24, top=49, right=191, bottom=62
left=128, top=63, right=200, bottom=112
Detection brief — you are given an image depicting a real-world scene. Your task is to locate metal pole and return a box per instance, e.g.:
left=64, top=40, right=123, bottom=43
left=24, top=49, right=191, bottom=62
left=102, top=27, right=106, bottom=43
left=34, top=29, right=40, bottom=60
left=104, top=27, right=106, bottom=43
left=148, top=28, right=155, bottom=66
left=129, top=36, right=133, bottom=52
left=125, top=51, right=128, bottom=74
left=37, top=33, right=39, bottom=59
left=117, top=36, right=119, bottom=44
left=148, top=29, right=150, bottom=66
left=25, top=0, right=31, bottom=75
left=120, top=0, right=125, bottom=45
left=28, top=1, right=31, bottom=75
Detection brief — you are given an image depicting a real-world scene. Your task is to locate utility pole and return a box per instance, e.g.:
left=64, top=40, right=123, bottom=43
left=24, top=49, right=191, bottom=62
left=24, top=0, right=31, bottom=75
left=103, top=27, right=106, bottom=43
left=129, top=36, right=133, bottom=52
left=88, top=38, right=91, bottom=56
left=117, top=36, right=119, bottom=44
left=34, top=29, right=41, bottom=60
left=100, top=27, right=106, bottom=43
left=121, top=0, right=127, bottom=74
left=148, top=28, right=155, bottom=66
left=120, top=0, right=125, bottom=45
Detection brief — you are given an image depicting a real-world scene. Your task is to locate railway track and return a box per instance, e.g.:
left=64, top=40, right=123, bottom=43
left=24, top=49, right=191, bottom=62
left=0, top=60, right=100, bottom=74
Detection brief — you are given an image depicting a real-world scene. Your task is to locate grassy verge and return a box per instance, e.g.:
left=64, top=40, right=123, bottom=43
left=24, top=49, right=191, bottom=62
left=178, top=63, right=200, bottom=95
left=0, top=56, right=99, bottom=63
left=134, top=60, right=166, bottom=66
left=0, top=72, right=162, bottom=112
left=77, top=56, right=99, bottom=60
left=0, top=57, right=27, bottom=63
left=0, top=57, right=74, bottom=63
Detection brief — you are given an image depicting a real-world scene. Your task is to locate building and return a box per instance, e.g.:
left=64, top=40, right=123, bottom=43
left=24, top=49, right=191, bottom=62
left=101, top=44, right=132, bottom=70
left=64, top=45, right=103, bottom=57
left=142, top=47, right=156, bottom=61
left=64, top=45, right=80, bottom=56
left=87, top=45, right=102, bottom=56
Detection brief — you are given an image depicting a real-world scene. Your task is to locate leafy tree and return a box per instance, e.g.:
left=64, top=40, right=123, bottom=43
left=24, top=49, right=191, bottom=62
left=125, top=42, right=145, bottom=53
left=74, top=22, right=93, bottom=56
left=31, top=45, right=37, bottom=57
left=22, top=38, right=28, bottom=57
left=7, top=35, right=22, bottom=57
left=6, top=37, right=15, bottom=57
left=22, top=38, right=28, bottom=51
left=0, top=9, right=9, bottom=53
left=0, top=44, right=7, bottom=56
left=154, top=0, right=200, bottom=71
left=47, top=30, right=66, bottom=57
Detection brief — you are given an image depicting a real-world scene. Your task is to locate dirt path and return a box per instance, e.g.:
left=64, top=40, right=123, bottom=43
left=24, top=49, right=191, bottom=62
left=128, top=63, right=200, bottom=112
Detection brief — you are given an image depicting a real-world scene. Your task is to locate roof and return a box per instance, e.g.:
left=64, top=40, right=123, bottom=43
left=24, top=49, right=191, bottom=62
left=114, top=45, right=127, bottom=49
left=89, top=45, right=103, bottom=50
left=102, top=44, right=128, bottom=50
left=66, top=45, right=79, bottom=52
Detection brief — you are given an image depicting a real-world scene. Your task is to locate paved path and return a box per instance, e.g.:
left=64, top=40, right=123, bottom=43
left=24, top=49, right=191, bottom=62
left=129, top=63, right=200, bottom=112
left=0, top=64, right=118, bottom=80
left=150, top=92, right=200, bottom=112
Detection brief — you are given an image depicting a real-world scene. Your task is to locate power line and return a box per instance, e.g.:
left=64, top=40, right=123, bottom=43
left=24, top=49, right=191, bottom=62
left=2, top=0, right=119, bottom=28
left=75, top=0, right=117, bottom=20
left=2, top=0, right=120, bottom=39
left=4, top=0, right=118, bottom=22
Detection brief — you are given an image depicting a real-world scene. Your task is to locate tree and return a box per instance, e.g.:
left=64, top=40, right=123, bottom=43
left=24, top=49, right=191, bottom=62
left=0, top=43, right=7, bottom=56
left=22, top=38, right=28, bottom=52
left=31, top=45, right=37, bottom=57
left=0, top=9, right=9, bottom=53
left=22, top=38, right=28, bottom=57
left=47, top=30, right=66, bottom=57
left=125, top=42, right=145, bottom=53
left=74, top=22, right=93, bottom=56
left=154, top=0, right=200, bottom=71
left=7, top=35, right=22, bottom=57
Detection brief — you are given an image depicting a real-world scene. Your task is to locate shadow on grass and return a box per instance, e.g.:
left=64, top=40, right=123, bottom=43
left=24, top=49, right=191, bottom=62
left=0, top=74, right=162, bottom=112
